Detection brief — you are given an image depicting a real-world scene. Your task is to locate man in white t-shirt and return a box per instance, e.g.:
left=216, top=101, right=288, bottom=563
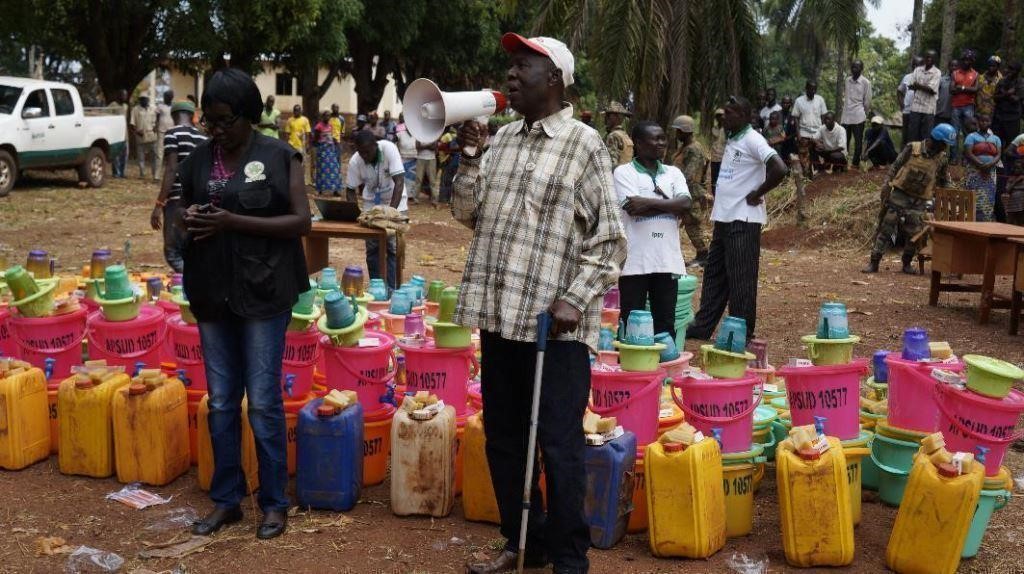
left=906, top=50, right=942, bottom=143
left=759, top=87, right=782, bottom=126
left=813, top=112, right=848, bottom=173
left=792, top=81, right=828, bottom=179
left=614, top=121, right=692, bottom=340
left=686, top=96, right=788, bottom=343
left=395, top=120, right=418, bottom=191
left=898, top=55, right=923, bottom=145
left=346, top=130, right=407, bottom=289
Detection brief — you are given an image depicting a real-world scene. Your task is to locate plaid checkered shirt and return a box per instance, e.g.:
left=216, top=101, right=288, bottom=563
left=451, top=104, right=626, bottom=348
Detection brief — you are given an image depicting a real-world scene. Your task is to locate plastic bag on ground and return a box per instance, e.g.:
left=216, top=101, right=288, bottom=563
left=106, top=483, right=172, bottom=510
left=725, top=551, right=769, bottom=574
left=143, top=507, right=200, bottom=531
left=64, top=546, right=124, bottom=573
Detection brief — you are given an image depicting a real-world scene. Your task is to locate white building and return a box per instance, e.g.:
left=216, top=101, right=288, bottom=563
left=161, top=62, right=403, bottom=117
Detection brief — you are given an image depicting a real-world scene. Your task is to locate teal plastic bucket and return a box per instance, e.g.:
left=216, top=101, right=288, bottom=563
left=868, top=431, right=920, bottom=506
left=962, top=489, right=1011, bottom=558
left=757, top=420, right=784, bottom=461
left=861, top=433, right=879, bottom=491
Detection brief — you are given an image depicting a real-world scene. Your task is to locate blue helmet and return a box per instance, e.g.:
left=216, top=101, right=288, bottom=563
left=931, top=123, right=957, bottom=146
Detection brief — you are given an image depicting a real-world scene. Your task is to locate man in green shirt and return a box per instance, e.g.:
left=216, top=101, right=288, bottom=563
left=258, top=95, right=281, bottom=139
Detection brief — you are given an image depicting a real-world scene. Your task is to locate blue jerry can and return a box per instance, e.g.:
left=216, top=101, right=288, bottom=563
left=296, top=398, right=364, bottom=511
left=584, top=430, right=636, bottom=549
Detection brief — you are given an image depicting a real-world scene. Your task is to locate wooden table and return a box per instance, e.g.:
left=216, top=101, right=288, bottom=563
left=1010, top=237, right=1024, bottom=335
left=928, top=221, right=1024, bottom=324
left=302, top=220, right=401, bottom=286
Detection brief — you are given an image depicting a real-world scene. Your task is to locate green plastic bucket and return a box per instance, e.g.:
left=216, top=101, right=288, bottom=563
left=757, top=420, right=785, bottom=461
left=800, top=334, right=861, bottom=366
left=700, top=344, right=754, bottom=378
left=962, top=488, right=1011, bottom=558
left=868, top=431, right=921, bottom=506
left=860, top=432, right=879, bottom=491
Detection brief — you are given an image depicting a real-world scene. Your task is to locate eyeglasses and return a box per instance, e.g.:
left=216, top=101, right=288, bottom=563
left=200, top=114, right=241, bottom=130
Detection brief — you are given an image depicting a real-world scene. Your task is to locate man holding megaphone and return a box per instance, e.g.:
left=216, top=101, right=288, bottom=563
left=450, top=33, right=626, bottom=574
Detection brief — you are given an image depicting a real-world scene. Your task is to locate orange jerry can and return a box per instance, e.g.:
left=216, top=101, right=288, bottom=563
left=0, top=363, right=50, bottom=470
left=197, top=394, right=259, bottom=492
left=112, top=376, right=190, bottom=485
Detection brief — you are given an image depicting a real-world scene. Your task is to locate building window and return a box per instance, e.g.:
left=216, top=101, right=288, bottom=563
left=275, top=73, right=295, bottom=96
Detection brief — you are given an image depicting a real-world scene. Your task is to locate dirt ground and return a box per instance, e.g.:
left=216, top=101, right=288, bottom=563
left=1, top=170, right=1023, bottom=574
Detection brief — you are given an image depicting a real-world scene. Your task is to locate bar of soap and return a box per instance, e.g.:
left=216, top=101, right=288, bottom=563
left=582, top=412, right=600, bottom=434
left=596, top=417, right=617, bottom=433
left=585, top=434, right=604, bottom=446
left=929, top=342, right=953, bottom=359
left=410, top=408, right=435, bottom=420
left=84, top=359, right=108, bottom=368
left=921, top=432, right=946, bottom=454
left=930, top=448, right=953, bottom=465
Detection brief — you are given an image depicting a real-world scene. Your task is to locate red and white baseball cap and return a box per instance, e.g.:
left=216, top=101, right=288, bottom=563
left=501, top=33, right=575, bottom=87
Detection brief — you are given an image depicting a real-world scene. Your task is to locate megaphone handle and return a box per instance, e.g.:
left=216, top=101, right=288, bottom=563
left=462, top=144, right=478, bottom=157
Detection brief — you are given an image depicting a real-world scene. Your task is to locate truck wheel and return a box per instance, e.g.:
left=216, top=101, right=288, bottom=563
left=78, top=147, right=107, bottom=188
left=0, top=150, right=16, bottom=197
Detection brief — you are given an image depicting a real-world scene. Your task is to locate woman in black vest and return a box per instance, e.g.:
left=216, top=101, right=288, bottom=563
left=179, top=68, right=310, bottom=539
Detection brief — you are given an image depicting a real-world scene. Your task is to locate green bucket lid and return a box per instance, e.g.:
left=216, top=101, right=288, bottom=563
left=876, top=421, right=929, bottom=443
left=722, top=442, right=765, bottom=464
left=770, top=397, right=789, bottom=410
left=753, top=405, right=777, bottom=428
left=963, top=354, right=1024, bottom=382
left=840, top=429, right=872, bottom=448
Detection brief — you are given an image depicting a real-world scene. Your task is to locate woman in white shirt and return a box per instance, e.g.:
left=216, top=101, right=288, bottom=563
left=614, top=121, right=692, bottom=339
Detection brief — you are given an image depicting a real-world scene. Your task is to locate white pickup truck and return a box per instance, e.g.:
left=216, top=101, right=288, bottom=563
left=0, top=77, right=127, bottom=197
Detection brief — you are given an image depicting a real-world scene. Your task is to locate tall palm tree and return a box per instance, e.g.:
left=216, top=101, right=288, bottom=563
left=531, top=0, right=761, bottom=128
left=764, top=0, right=878, bottom=113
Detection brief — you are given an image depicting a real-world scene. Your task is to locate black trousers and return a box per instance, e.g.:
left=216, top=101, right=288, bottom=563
left=618, top=273, right=677, bottom=341
left=901, top=113, right=911, bottom=148
left=907, top=112, right=935, bottom=143
left=843, top=122, right=865, bottom=166
left=480, top=331, right=591, bottom=572
left=686, top=220, right=762, bottom=341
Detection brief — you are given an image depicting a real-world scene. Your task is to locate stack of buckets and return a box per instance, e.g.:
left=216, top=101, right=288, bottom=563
left=866, top=328, right=964, bottom=507
left=316, top=270, right=395, bottom=487
left=778, top=303, right=871, bottom=525
left=673, top=315, right=763, bottom=538
left=592, top=308, right=673, bottom=534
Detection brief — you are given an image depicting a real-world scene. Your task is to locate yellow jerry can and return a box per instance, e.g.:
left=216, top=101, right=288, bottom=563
left=57, top=372, right=131, bottom=477
left=461, top=411, right=500, bottom=524
left=112, top=378, right=190, bottom=486
left=885, top=449, right=984, bottom=574
left=776, top=436, right=855, bottom=567
left=0, top=366, right=50, bottom=470
left=645, top=439, right=726, bottom=558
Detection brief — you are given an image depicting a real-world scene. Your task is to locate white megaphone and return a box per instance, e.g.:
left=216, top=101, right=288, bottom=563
left=403, top=78, right=507, bottom=156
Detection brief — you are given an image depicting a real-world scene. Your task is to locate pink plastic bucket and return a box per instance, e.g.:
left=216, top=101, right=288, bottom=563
left=778, top=359, right=868, bottom=440
left=321, top=331, right=396, bottom=412
left=399, top=342, right=479, bottom=415
left=282, top=325, right=320, bottom=399
left=468, top=381, right=482, bottom=411
left=935, top=384, right=1024, bottom=476
left=591, top=369, right=665, bottom=446
left=671, top=374, right=760, bottom=453
left=659, top=351, right=693, bottom=378
left=0, top=305, right=16, bottom=358
left=168, top=313, right=206, bottom=390
left=86, top=304, right=167, bottom=371
left=886, top=355, right=965, bottom=432
left=9, top=306, right=87, bottom=380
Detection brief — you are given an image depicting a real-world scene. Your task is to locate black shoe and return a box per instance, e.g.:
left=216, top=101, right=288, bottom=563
left=465, top=550, right=549, bottom=574
left=901, top=254, right=917, bottom=275
left=191, top=506, right=242, bottom=536
left=256, top=509, right=288, bottom=540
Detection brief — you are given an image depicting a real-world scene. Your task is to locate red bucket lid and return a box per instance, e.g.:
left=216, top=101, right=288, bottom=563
left=317, top=404, right=339, bottom=418
left=128, top=383, right=148, bottom=396
left=365, top=403, right=397, bottom=422
left=663, top=442, right=685, bottom=453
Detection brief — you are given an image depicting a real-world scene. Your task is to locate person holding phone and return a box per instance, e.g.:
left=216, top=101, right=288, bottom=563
left=179, top=68, right=311, bottom=540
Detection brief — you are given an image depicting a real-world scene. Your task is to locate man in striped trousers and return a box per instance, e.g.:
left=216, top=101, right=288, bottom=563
left=686, top=96, right=789, bottom=342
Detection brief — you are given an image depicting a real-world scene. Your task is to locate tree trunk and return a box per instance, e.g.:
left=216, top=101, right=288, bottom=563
left=299, top=60, right=321, bottom=121
left=724, top=1, right=742, bottom=95
left=940, top=0, right=958, bottom=70
left=910, top=0, right=924, bottom=60
left=834, top=41, right=846, bottom=117
left=1002, top=0, right=1018, bottom=58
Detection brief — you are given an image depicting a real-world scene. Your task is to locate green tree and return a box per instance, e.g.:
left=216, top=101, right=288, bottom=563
left=921, top=0, right=1024, bottom=62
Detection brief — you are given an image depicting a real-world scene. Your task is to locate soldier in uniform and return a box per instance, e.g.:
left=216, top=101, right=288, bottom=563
left=864, top=123, right=956, bottom=274
left=603, top=101, right=634, bottom=166
left=670, top=114, right=710, bottom=267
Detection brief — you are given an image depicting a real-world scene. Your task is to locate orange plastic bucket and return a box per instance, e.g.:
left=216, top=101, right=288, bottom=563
left=284, top=393, right=314, bottom=476
left=186, top=388, right=206, bottom=465
left=363, top=404, right=396, bottom=486
left=47, top=382, right=60, bottom=454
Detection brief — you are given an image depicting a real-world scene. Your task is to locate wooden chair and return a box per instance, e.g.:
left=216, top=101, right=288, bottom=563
left=917, top=187, right=976, bottom=274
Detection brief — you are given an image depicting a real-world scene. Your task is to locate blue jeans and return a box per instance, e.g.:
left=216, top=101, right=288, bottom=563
left=951, top=105, right=975, bottom=160
left=198, top=310, right=291, bottom=512
left=366, top=233, right=399, bottom=291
